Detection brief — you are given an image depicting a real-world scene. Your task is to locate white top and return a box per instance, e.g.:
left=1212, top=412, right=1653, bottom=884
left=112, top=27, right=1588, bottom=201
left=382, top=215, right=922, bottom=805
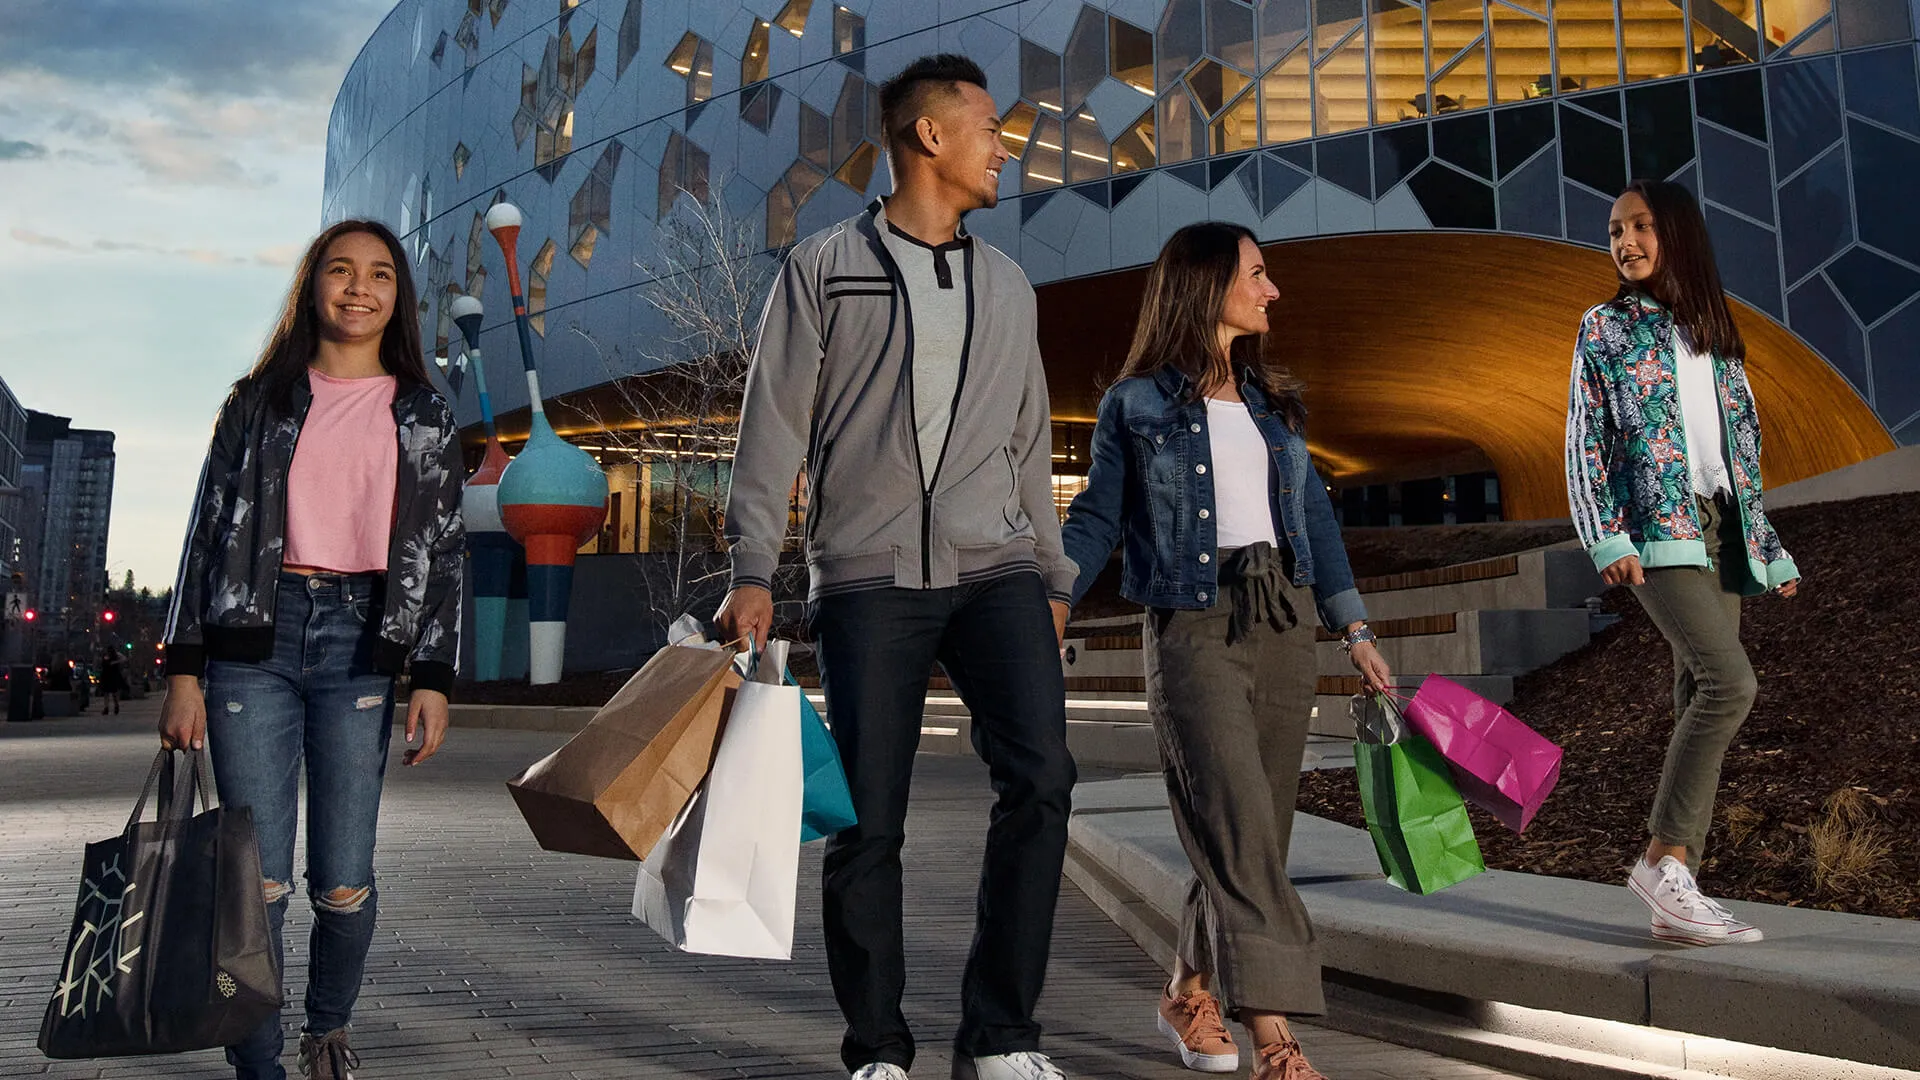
left=1673, top=332, right=1732, bottom=498
left=880, top=224, right=969, bottom=490
left=1205, top=398, right=1279, bottom=549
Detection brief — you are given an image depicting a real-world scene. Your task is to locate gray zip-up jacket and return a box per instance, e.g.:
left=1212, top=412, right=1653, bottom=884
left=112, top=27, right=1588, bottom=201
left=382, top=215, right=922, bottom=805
left=726, top=200, right=1073, bottom=602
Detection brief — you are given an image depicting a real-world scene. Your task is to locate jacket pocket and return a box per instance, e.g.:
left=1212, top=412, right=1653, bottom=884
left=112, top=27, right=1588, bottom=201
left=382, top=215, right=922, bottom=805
left=805, top=439, right=834, bottom=547
left=1002, top=447, right=1023, bottom=531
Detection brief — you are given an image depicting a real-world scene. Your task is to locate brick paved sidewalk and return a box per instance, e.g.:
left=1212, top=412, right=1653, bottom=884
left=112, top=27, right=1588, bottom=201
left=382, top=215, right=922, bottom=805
left=0, top=702, right=1528, bottom=1079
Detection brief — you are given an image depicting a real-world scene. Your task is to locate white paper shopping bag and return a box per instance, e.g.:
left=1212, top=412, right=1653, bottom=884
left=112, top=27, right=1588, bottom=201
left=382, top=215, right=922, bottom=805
left=632, top=645, right=803, bottom=959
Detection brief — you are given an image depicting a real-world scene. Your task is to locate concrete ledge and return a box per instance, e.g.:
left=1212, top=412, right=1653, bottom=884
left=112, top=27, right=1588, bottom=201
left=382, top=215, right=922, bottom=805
left=449, top=703, right=599, bottom=732
left=1066, top=777, right=1920, bottom=1073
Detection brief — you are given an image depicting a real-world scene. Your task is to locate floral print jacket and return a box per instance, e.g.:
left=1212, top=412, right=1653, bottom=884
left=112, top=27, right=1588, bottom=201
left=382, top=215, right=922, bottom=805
left=163, top=373, right=466, bottom=694
left=1564, top=291, right=1798, bottom=595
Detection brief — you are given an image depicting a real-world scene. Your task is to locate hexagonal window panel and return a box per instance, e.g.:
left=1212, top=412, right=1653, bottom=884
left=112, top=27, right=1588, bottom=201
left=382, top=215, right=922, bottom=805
left=1186, top=57, right=1250, bottom=117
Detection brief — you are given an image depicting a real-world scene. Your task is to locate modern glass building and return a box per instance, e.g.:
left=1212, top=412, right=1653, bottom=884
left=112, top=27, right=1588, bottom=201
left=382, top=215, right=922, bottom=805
left=324, top=0, right=1916, bottom=536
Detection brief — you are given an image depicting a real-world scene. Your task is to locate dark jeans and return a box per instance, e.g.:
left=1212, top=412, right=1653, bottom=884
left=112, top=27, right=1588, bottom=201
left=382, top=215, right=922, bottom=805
left=205, top=572, right=396, bottom=1080
left=811, top=571, right=1075, bottom=1071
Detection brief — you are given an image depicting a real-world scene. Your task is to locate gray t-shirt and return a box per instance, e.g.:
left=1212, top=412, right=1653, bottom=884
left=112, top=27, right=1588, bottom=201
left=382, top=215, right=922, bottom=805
left=881, top=223, right=970, bottom=490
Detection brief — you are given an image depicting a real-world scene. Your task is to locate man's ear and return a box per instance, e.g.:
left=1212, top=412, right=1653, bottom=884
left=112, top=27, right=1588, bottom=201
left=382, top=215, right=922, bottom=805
left=912, top=114, right=940, bottom=157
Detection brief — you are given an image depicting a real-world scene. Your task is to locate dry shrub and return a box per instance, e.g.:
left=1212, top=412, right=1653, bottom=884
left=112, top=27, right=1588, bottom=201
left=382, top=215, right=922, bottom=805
left=1806, top=788, right=1895, bottom=894
left=1719, top=803, right=1764, bottom=848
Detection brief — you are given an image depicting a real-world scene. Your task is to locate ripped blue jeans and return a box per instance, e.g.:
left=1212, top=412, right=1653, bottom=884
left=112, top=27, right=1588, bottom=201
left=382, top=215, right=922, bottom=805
left=205, top=571, right=395, bottom=1080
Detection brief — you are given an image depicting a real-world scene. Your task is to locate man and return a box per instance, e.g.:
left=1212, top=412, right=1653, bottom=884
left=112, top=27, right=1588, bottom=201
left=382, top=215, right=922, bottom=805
left=716, top=54, right=1076, bottom=1080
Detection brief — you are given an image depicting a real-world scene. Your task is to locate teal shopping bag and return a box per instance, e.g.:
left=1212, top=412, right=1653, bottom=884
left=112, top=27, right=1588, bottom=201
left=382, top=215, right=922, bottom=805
left=1351, top=694, right=1485, bottom=895
left=786, top=668, right=857, bottom=842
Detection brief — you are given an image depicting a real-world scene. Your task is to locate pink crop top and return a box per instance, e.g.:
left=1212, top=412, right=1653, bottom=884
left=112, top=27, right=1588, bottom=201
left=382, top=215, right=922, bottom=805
left=284, top=369, right=398, bottom=573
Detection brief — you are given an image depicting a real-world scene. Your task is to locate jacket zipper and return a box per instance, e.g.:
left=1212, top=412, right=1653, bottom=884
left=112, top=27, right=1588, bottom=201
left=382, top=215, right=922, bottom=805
left=870, top=225, right=933, bottom=586
left=922, top=243, right=976, bottom=587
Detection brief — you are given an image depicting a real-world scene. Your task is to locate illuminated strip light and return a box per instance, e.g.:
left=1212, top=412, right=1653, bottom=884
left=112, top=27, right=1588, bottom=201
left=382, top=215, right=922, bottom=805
left=1035, top=100, right=1063, bottom=112
left=1034, top=139, right=1063, bottom=150
left=1127, top=81, right=1155, bottom=95
left=1069, top=149, right=1107, bottom=162
left=1026, top=171, right=1063, bottom=183
left=1002, top=130, right=1031, bottom=143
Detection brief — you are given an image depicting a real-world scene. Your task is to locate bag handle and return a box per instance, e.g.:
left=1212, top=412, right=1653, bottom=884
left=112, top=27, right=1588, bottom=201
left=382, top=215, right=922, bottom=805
left=1351, top=691, right=1412, bottom=746
left=126, top=748, right=216, bottom=833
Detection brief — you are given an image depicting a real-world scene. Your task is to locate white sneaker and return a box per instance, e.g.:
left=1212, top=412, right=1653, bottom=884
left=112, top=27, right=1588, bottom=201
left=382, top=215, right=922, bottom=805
left=952, top=1051, right=1067, bottom=1080
left=853, top=1065, right=911, bottom=1080
left=1659, top=893, right=1764, bottom=945
left=1629, top=856, right=1729, bottom=945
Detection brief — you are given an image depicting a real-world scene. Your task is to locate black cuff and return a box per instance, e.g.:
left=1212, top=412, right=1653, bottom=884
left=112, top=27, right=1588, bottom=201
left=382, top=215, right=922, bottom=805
left=409, top=661, right=456, bottom=698
left=162, top=643, right=207, bottom=680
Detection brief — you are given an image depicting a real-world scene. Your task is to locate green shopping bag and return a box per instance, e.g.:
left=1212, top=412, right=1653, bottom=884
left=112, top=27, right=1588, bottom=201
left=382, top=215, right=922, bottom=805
left=1351, top=694, right=1486, bottom=895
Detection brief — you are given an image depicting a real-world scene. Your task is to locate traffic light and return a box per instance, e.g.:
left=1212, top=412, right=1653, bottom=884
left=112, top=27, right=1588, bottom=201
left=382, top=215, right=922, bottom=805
left=22, top=609, right=34, bottom=622
left=102, top=610, right=116, bottom=624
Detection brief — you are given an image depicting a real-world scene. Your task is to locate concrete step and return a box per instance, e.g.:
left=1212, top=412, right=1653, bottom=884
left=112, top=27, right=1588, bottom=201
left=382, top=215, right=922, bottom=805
left=1065, top=777, right=1920, bottom=1078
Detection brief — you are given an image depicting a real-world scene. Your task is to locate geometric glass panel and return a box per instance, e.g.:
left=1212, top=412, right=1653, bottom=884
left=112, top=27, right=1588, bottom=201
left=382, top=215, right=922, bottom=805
left=528, top=238, right=556, bottom=336
left=767, top=160, right=827, bottom=247
left=1259, top=0, right=1311, bottom=70
left=1023, top=39, right=1066, bottom=115
left=1213, top=86, right=1261, bottom=151
left=1767, top=56, right=1841, bottom=178
left=831, top=73, right=867, bottom=175
left=744, top=20, right=772, bottom=85
left=1620, top=0, right=1688, bottom=82
left=1160, top=0, right=1205, bottom=89
left=1842, top=45, right=1920, bottom=137
left=1690, top=0, right=1761, bottom=69
left=775, top=0, right=814, bottom=36
left=1407, top=161, right=1496, bottom=228
left=1208, top=0, right=1259, bottom=72
left=1696, top=120, right=1774, bottom=222
left=1429, top=36, right=1487, bottom=115
left=1558, top=102, right=1626, bottom=194
left=1374, top=122, right=1430, bottom=190
left=1066, top=106, right=1109, bottom=182
left=1188, top=57, right=1253, bottom=116
left=1313, top=0, right=1366, bottom=59
left=1025, top=114, right=1066, bottom=189
left=1316, top=29, right=1368, bottom=133
left=835, top=141, right=879, bottom=192
left=453, top=142, right=471, bottom=180
left=1494, top=98, right=1556, bottom=176
left=1158, top=86, right=1207, bottom=162
left=618, top=0, right=644, bottom=78
left=1763, top=0, right=1832, bottom=53
left=1427, top=0, right=1484, bottom=75
left=1066, top=6, right=1108, bottom=113
left=1626, top=79, right=1696, bottom=181
left=835, top=5, right=866, bottom=55
left=1000, top=101, right=1041, bottom=159
left=570, top=223, right=598, bottom=269
left=1433, top=111, right=1494, bottom=177
left=1110, top=16, right=1157, bottom=95
left=1263, top=47, right=1314, bottom=143
left=1371, top=1, right=1425, bottom=122
left=1112, top=107, right=1158, bottom=171
left=667, top=33, right=714, bottom=106
left=802, top=103, right=832, bottom=169
left=1777, top=144, right=1852, bottom=283
left=1486, top=3, right=1547, bottom=105
left=1554, top=0, right=1619, bottom=89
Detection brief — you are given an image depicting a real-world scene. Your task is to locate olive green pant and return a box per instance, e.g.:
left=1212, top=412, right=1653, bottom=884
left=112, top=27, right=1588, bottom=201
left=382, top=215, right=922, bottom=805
left=1630, top=495, right=1758, bottom=869
left=1144, top=564, right=1324, bottom=1017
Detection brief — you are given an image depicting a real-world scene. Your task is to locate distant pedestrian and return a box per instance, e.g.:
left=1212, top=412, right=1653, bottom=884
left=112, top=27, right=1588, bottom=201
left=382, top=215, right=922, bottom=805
left=159, top=219, right=465, bottom=1080
left=98, top=650, right=127, bottom=714
left=716, top=53, right=1076, bottom=1080
left=1565, top=179, right=1801, bottom=947
left=1058, top=222, right=1391, bottom=1080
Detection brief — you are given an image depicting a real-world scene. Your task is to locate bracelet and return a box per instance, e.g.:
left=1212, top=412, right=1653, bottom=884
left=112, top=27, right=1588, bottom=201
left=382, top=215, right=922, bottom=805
left=1340, top=624, right=1377, bottom=654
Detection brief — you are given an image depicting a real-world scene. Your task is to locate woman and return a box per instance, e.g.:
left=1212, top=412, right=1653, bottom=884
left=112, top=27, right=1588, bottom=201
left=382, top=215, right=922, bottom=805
left=159, top=220, right=465, bottom=1080
left=98, top=649, right=128, bottom=715
left=1058, top=222, right=1390, bottom=1079
left=1566, top=179, right=1800, bottom=947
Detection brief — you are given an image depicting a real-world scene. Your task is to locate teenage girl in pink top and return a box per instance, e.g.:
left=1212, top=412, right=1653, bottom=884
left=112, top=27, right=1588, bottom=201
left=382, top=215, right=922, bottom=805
left=159, top=220, right=465, bottom=1080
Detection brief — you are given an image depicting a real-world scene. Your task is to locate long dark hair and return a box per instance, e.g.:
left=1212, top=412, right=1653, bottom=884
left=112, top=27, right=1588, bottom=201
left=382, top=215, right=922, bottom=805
left=1616, top=180, right=1745, bottom=361
left=1115, top=222, right=1306, bottom=430
left=244, top=219, right=432, bottom=415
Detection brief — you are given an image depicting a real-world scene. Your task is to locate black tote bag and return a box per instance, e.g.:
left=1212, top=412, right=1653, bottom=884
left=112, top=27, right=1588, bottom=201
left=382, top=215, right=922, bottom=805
left=39, top=748, right=282, bottom=1058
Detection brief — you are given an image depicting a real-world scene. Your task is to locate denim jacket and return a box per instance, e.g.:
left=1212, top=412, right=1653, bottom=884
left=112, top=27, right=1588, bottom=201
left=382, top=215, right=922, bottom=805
left=1060, top=366, right=1367, bottom=630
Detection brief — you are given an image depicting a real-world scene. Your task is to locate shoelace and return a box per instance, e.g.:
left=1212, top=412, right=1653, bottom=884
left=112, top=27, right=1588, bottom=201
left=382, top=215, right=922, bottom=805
left=1001, top=1051, right=1065, bottom=1079
left=1256, top=1039, right=1326, bottom=1080
left=1658, top=861, right=1721, bottom=917
left=307, top=1030, right=359, bottom=1077
left=1174, top=993, right=1232, bottom=1049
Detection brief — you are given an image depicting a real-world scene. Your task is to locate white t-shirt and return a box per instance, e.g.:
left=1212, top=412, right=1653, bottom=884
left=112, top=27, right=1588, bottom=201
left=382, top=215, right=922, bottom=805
left=1205, top=398, right=1279, bottom=549
left=1674, top=332, right=1732, bottom=497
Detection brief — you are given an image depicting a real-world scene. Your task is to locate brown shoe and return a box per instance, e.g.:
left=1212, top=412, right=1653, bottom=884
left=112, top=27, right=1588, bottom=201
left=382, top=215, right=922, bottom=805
left=1156, top=988, right=1239, bottom=1072
left=1252, top=1037, right=1327, bottom=1080
left=298, top=1027, right=360, bottom=1080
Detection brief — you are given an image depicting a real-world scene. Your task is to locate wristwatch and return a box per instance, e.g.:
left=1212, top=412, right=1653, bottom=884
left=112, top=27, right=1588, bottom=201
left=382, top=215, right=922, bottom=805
left=1339, top=623, right=1377, bottom=654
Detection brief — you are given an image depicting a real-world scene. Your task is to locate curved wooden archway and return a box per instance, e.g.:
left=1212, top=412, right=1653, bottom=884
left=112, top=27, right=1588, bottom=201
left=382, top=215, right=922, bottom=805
left=1036, top=232, right=1894, bottom=520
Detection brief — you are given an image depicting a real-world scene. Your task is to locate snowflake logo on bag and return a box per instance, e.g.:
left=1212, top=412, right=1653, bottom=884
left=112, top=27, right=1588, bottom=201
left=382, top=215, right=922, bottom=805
left=51, top=853, right=144, bottom=1019
left=217, top=971, right=237, bottom=998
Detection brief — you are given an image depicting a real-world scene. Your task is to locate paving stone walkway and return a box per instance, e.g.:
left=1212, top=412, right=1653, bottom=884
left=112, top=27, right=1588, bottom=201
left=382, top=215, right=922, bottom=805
left=0, top=701, right=1530, bottom=1079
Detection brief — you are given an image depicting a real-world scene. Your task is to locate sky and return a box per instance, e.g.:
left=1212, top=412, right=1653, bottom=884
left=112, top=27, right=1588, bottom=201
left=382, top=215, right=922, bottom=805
left=0, top=0, right=397, bottom=592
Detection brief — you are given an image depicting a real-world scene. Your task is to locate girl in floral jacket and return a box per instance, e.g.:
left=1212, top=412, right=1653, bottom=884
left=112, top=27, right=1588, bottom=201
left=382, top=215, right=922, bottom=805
left=1565, top=180, right=1799, bottom=948
left=159, top=220, right=464, bottom=1080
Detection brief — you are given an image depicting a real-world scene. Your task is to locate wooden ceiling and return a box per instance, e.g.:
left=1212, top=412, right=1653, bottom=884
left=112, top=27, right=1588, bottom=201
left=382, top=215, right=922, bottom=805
left=1035, top=231, right=1894, bottom=520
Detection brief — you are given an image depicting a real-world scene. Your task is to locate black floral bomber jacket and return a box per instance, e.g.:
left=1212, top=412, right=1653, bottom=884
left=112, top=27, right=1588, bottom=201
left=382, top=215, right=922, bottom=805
left=163, top=374, right=466, bottom=695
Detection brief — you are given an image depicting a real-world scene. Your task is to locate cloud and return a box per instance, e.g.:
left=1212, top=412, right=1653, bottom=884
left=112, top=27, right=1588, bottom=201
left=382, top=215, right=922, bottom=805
left=0, top=137, right=47, bottom=160
left=0, top=0, right=396, bottom=101
left=8, top=225, right=288, bottom=267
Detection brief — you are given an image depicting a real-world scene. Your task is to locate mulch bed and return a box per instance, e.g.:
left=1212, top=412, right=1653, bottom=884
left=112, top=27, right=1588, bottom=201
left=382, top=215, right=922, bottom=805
left=1299, top=492, right=1920, bottom=921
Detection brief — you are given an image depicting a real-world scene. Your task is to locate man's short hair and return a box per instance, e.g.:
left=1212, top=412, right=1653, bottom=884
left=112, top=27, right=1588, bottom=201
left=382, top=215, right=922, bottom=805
left=878, top=53, right=989, bottom=155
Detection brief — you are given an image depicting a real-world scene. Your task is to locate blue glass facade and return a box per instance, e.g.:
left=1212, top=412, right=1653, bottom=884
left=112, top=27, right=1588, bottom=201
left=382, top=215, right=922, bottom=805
left=323, top=0, right=1920, bottom=444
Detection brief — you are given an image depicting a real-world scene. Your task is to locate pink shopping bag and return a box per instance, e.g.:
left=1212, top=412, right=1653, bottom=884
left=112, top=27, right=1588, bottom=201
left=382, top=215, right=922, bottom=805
left=1398, top=675, right=1562, bottom=833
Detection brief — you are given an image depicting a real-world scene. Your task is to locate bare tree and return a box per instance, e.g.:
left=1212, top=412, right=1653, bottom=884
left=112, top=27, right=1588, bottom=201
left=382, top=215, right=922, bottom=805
left=568, top=184, right=805, bottom=639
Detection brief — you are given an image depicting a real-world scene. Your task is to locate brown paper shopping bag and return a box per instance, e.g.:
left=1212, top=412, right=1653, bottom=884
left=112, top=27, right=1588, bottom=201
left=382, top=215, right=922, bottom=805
left=507, top=644, right=743, bottom=860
